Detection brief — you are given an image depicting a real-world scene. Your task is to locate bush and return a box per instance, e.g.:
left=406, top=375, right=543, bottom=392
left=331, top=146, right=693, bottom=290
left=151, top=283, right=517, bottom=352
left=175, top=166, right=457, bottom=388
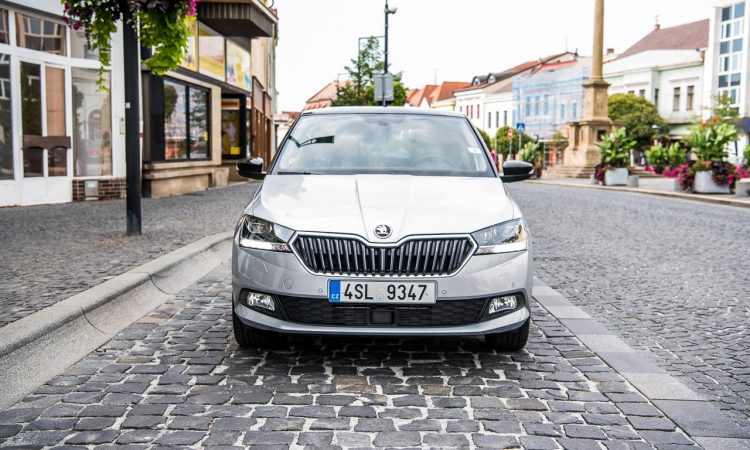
left=608, top=93, right=668, bottom=151
left=646, top=144, right=668, bottom=173
left=667, top=143, right=687, bottom=168
left=684, top=119, right=737, bottom=163
left=520, top=142, right=540, bottom=163
left=495, top=126, right=532, bottom=156
left=599, top=127, right=635, bottom=168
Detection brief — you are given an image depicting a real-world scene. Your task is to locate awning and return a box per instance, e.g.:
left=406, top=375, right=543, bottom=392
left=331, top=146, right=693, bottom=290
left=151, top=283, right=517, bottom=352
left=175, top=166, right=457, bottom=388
left=198, top=0, right=276, bottom=39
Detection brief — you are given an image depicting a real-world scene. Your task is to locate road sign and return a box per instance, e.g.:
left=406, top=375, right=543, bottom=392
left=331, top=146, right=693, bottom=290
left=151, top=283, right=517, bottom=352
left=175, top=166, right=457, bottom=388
left=374, top=73, right=394, bottom=102
left=515, top=122, right=526, bottom=132
left=507, top=129, right=514, bottom=140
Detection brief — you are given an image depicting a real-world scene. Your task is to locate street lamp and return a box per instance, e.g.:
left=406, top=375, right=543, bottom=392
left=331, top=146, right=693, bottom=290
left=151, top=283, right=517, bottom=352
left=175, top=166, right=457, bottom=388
left=383, top=0, right=397, bottom=106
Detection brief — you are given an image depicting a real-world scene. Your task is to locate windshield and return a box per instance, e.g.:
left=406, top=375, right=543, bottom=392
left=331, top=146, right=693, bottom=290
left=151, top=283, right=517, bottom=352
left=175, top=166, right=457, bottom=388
left=272, top=113, right=494, bottom=177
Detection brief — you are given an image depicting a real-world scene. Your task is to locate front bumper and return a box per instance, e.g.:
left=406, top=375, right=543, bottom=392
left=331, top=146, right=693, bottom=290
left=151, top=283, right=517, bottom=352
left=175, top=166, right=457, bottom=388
left=232, top=237, right=533, bottom=336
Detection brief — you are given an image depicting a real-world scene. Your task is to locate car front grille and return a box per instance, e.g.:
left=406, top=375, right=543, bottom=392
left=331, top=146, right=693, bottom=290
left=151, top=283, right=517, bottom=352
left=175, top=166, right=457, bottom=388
left=291, top=235, right=474, bottom=276
left=277, top=296, right=489, bottom=327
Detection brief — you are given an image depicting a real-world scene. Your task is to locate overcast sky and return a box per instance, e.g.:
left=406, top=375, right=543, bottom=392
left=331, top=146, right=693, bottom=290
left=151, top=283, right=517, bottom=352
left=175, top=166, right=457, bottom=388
left=274, top=0, right=716, bottom=112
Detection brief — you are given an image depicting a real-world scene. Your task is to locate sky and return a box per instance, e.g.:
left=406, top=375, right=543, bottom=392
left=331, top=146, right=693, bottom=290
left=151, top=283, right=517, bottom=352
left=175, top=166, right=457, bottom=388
left=274, top=0, right=716, bottom=112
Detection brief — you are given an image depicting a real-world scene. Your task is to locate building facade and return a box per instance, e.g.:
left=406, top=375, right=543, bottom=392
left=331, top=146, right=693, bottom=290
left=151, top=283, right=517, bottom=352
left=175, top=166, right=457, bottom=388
left=704, top=0, right=749, bottom=163
left=513, top=54, right=589, bottom=141
left=0, top=0, right=278, bottom=207
left=605, top=20, right=708, bottom=138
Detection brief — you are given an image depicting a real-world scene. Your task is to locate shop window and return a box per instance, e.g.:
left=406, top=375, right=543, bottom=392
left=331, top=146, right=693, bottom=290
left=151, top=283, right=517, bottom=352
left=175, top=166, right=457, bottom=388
left=163, top=78, right=210, bottom=160
left=16, top=13, right=67, bottom=56
left=71, top=28, right=98, bottom=60
left=20, top=62, right=42, bottom=136
left=73, top=68, right=112, bottom=177
left=0, top=53, right=10, bottom=180
left=0, top=9, right=8, bottom=44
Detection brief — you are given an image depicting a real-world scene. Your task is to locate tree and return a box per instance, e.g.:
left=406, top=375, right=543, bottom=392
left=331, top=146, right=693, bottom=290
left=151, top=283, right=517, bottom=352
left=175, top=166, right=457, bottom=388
left=477, top=129, right=492, bottom=150
left=332, top=36, right=406, bottom=106
left=495, top=126, right=532, bottom=156
left=711, top=94, right=739, bottom=126
left=608, top=93, right=668, bottom=151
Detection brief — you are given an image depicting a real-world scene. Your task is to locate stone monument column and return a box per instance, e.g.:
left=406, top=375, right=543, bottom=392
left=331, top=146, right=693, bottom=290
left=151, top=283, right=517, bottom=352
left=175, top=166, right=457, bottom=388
left=562, top=0, right=613, bottom=172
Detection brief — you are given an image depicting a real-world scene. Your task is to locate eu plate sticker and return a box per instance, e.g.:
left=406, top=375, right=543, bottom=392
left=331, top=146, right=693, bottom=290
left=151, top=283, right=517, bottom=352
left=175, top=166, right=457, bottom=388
left=328, top=280, right=341, bottom=303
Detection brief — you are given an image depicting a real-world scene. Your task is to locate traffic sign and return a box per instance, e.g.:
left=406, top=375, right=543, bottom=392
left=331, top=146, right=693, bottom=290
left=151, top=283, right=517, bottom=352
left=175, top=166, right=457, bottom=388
left=507, top=129, right=514, bottom=140
left=515, top=122, right=526, bottom=132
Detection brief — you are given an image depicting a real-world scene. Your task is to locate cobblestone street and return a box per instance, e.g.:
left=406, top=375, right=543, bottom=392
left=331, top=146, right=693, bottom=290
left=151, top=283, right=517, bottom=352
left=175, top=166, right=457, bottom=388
left=0, top=183, right=258, bottom=327
left=0, top=263, right=699, bottom=449
left=507, top=183, right=750, bottom=427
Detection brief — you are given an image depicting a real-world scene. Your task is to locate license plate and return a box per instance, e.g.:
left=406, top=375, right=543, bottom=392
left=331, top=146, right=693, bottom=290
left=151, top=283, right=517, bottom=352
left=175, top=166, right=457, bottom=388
left=328, top=280, right=437, bottom=304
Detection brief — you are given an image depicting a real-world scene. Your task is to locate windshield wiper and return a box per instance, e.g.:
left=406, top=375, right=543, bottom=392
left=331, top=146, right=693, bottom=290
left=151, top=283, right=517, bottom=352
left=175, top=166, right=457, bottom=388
left=276, top=171, right=320, bottom=175
left=288, top=135, right=335, bottom=148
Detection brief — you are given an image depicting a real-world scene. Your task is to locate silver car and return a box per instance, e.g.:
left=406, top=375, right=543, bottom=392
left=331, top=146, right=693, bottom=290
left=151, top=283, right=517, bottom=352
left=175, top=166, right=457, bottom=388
left=232, top=107, right=534, bottom=350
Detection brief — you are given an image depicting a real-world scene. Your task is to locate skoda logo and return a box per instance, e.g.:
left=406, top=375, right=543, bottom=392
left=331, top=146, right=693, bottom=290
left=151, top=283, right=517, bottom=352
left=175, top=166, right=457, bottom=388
left=374, top=224, right=392, bottom=239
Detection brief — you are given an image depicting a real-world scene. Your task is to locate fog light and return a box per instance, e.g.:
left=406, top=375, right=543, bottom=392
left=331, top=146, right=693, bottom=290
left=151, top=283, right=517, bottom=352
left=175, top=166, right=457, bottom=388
left=243, top=291, right=275, bottom=311
left=489, top=295, right=517, bottom=315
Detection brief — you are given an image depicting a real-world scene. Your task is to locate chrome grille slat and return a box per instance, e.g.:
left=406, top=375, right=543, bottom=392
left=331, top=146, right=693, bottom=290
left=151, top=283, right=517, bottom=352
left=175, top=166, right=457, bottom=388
left=292, top=235, right=473, bottom=277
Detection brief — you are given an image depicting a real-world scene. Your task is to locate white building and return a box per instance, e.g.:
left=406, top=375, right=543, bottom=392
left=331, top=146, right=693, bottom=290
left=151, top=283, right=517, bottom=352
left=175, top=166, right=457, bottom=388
left=605, top=20, right=709, bottom=138
left=704, top=0, right=749, bottom=163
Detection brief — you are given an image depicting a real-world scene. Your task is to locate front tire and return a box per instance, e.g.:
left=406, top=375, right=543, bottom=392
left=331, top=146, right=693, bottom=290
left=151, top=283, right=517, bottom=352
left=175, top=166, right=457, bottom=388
left=485, top=319, right=529, bottom=352
left=233, top=312, right=280, bottom=348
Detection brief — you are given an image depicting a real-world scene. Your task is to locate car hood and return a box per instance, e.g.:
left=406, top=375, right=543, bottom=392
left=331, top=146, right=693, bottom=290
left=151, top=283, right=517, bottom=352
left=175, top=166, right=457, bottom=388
left=248, top=174, right=516, bottom=243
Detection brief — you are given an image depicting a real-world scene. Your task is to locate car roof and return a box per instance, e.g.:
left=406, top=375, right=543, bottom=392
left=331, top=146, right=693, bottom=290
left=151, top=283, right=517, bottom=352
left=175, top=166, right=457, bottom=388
left=300, top=106, right=466, bottom=118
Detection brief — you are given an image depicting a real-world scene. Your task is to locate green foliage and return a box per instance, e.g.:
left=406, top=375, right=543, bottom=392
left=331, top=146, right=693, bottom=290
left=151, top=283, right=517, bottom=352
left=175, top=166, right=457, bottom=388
left=684, top=120, right=738, bottom=163
left=62, top=0, right=194, bottom=89
left=520, top=142, right=540, bottom=163
left=494, top=126, right=532, bottom=156
left=646, top=143, right=669, bottom=168
left=477, top=129, right=492, bottom=149
left=667, top=143, right=687, bottom=167
left=608, top=93, right=668, bottom=151
left=598, top=127, right=636, bottom=168
left=744, top=145, right=750, bottom=166
left=333, top=36, right=406, bottom=106
left=547, top=131, right=569, bottom=153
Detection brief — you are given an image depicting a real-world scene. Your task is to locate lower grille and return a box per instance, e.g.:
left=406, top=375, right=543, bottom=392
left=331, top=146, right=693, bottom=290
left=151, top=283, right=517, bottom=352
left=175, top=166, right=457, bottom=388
left=277, top=296, right=488, bottom=327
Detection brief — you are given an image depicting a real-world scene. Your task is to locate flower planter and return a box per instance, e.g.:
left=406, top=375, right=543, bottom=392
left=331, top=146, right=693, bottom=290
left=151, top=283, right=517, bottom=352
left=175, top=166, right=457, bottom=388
left=670, top=178, right=683, bottom=192
left=604, top=168, right=628, bottom=186
left=693, top=170, right=731, bottom=194
left=627, top=175, right=639, bottom=188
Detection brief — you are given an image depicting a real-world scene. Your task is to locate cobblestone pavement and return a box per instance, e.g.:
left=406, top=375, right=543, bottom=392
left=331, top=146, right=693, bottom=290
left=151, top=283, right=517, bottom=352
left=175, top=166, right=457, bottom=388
left=0, top=183, right=258, bottom=328
left=507, top=183, right=750, bottom=427
left=0, top=264, right=698, bottom=449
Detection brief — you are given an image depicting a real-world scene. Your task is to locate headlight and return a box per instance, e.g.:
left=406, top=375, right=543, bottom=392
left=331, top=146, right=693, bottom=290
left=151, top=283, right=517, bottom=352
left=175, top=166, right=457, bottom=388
left=238, top=215, right=293, bottom=252
left=472, top=219, right=527, bottom=254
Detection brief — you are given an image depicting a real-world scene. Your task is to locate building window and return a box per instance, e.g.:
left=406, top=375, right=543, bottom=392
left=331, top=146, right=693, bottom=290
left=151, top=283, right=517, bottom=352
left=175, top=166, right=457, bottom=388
left=534, top=96, right=540, bottom=115
left=0, top=54, right=11, bottom=180
left=673, top=87, right=681, bottom=111
left=627, top=90, right=635, bottom=95
left=638, top=89, right=646, bottom=98
left=468, top=104, right=473, bottom=118
left=459, top=105, right=463, bottom=113
left=719, top=2, right=744, bottom=107
left=0, top=9, right=8, bottom=44
left=560, top=103, right=565, bottom=121
left=476, top=104, right=480, bottom=120
left=571, top=102, right=577, bottom=119
left=163, top=78, right=210, bottom=160
left=543, top=94, right=549, bottom=115
left=524, top=96, right=531, bottom=116
left=686, top=85, right=695, bottom=111
left=16, top=13, right=67, bottom=56
left=495, top=111, right=499, bottom=128
left=654, top=88, right=659, bottom=106
left=72, top=69, right=112, bottom=177
left=503, top=110, right=508, bottom=126
left=487, top=112, right=491, bottom=128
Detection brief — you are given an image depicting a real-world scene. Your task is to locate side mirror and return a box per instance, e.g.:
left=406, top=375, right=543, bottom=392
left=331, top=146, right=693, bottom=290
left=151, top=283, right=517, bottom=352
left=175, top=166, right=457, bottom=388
left=500, top=160, right=533, bottom=183
left=237, top=157, right=265, bottom=180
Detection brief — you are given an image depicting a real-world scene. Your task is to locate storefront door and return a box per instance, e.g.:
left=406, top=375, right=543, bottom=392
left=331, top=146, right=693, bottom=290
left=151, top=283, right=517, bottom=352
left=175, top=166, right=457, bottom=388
left=17, top=58, right=71, bottom=205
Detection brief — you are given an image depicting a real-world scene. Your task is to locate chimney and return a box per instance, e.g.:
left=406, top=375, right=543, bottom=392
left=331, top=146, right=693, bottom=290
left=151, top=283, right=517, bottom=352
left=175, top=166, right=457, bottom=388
left=606, top=48, right=615, bottom=55
left=655, top=23, right=661, bottom=30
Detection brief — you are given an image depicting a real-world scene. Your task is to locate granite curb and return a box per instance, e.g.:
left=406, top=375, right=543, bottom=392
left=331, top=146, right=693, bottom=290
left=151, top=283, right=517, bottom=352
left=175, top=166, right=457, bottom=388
left=0, top=231, right=233, bottom=409
left=533, top=277, right=750, bottom=449
left=528, top=179, right=750, bottom=209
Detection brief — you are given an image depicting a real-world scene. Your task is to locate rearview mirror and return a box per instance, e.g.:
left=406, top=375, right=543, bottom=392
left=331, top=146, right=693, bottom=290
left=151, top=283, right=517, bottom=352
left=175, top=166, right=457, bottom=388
left=237, top=157, right=265, bottom=180
left=500, top=160, right=533, bottom=183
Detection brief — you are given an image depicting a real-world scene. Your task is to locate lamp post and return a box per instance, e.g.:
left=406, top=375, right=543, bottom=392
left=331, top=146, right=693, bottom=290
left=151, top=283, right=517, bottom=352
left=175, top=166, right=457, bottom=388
left=123, top=9, right=141, bottom=235
left=383, top=0, right=397, bottom=107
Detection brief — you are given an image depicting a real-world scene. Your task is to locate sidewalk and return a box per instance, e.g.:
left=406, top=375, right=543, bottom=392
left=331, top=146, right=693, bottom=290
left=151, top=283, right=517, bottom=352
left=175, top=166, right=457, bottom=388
left=0, top=182, right=258, bottom=328
left=530, top=176, right=750, bottom=208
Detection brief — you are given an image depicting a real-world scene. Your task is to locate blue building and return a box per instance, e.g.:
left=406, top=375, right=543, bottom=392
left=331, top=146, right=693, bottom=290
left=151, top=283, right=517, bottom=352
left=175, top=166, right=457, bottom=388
left=513, top=55, right=591, bottom=140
